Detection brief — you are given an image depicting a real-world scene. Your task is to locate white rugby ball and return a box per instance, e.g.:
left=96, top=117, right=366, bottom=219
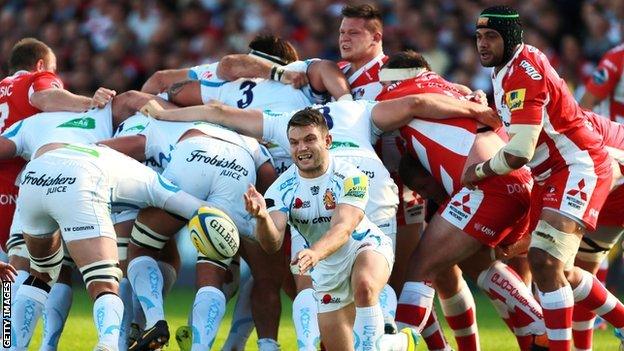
left=188, top=207, right=239, bottom=259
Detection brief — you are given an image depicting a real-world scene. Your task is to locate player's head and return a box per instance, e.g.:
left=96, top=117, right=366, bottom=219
left=399, top=152, right=447, bottom=205
left=9, top=38, right=56, bottom=74
left=339, top=4, right=383, bottom=63
left=379, top=50, right=430, bottom=85
left=248, top=34, right=299, bottom=65
left=475, top=6, right=523, bottom=67
left=287, top=107, right=332, bottom=177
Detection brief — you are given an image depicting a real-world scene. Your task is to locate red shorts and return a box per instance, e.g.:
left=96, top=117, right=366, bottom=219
left=596, top=184, right=624, bottom=227
left=439, top=170, right=532, bottom=247
left=0, top=182, right=18, bottom=251
left=529, top=163, right=612, bottom=231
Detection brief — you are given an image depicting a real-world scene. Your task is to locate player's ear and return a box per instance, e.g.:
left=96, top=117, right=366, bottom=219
left=373, top=32, right=382, bottom=44
left=325, top=132, right=332, bottom=149
left=35, top=58, right=45, bottom=71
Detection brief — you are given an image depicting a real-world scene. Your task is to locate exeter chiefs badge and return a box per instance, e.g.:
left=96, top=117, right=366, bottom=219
left=323, top=188, right=336, bottom=210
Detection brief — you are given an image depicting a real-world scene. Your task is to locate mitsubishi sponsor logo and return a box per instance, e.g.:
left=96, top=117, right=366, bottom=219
left=565, top=179, right=587, bottom=210
left=451, top=194, right=472, bottom=214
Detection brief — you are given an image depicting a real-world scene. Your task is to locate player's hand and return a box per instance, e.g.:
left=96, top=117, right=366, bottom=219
left=474, top=105, right=502, bottom=130
left=292, top=248, right=320, bottom=274
left=0, top=261, right=17, bottom=282
left=467, top=90, right=488, bottom=106
left=244, top=184, right=267, bottom=218
left=281, top=70, right=308, bottom=89
left=494, top=246, right=511, bottom=260
left=90, top=87, right=116, bottom=109
left=140, top=100, right=164, bottom=118
left=462, top=163, right=481, bottom=190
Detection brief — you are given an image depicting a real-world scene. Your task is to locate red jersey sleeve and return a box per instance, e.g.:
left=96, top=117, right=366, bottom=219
left=585, top=51, right=622, bottom=100
left=504, top=68, right=548, bottom=126
left=31, top=71, right=63, bottom=92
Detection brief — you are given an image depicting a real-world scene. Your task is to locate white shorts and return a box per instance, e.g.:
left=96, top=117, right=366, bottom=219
left=111, top=209, right=138, bottom=225
left=162, top=136, right=256, bottom=239
left=313, top=233, right=394, bottom=313
left=18, top=146, right=175, bottom=242
left=334, top=155, right=398, bottom=233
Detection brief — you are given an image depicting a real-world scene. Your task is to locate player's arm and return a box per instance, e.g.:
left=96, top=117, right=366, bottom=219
left=371, top=94, right=500, bottom=132
left=141, top=68, right=191, bottom=94
left=244, top=184, right=287, bottom=253
left=295, top=203, right=363, bottom=274
left=306, top=60, right=352, bottom=101
left=0, top=136, right=17, bottom=160
left=579, top=90, right=602, bottom=109
left=141, top=100, right=264, bottom=139
left=97, top=135, right=147, bottom=161
left=255, top=161, right=278, bottom=195
left=30, top=86, right=116, bottom=112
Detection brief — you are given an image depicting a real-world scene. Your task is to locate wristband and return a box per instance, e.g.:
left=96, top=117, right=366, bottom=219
left=270, top=66, right=285, bottom=82
left=475, top=162, right=486, bottom=179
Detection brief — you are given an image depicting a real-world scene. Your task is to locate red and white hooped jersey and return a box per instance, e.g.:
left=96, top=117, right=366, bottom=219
left=0, top=70, right=63, bottom=183
left=339, top=53, right=387, bottom=101
left=492, top=44, right=611, bottom=182
left=584, top=44, right=624, bottom=123
left=378, top=72, right=479, bottom=194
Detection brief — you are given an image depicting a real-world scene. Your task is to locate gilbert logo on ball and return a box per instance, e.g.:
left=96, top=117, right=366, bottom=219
left=188, top=207, right=239, bottom=260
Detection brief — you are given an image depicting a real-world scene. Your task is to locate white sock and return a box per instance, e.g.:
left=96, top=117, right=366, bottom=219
left=353, top=304, right=384, bottom=351
left=127, top=256, right=164, bottom=328
left=118, top=278, right=134, bottom=351
left=439, top=281, right=480, bottom=349
left=257, top=338, right=281, bottom=351
left=222, top=274, right=255, bottom=351
left=378, top=333, right=408, bottom=351
left=94, top=294, right=124, bottom=349
left=40, top=283, right=72, bottom=350
left=11, top=270, right=29, bottom=302
left=396, top=281, right=435, bottom=332
left=157, top=261, right=177, bottom=296
left=12, top=283, right=49, bottom=349
left=190, top=286, right=226, bottom=350
left=132, top=290, right=146, bottom=329
left=380, top=284, right=398, bottom=323
left=292, top=288, right=320, bottom=351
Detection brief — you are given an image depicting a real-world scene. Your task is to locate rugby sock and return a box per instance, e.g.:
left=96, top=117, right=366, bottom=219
left=380, top=284, right=398, bottom=327
left=477, top=262, right=545, bottom=342
left=94, top=293, right=124, bottom=349
left=257, top=338, right=281, bottom=351
left=573, top=269, right=624, bottom=339
left=597, top=258, right=608, bottom=284
left=396, top=281, right=435, bottom=332
left=118, top=278, right=134, bottom=351
left=191, top=286, right=226, bottom=350
left=127, top=256, right=164, bottom=328
left=132, top=288, right=146, bottom=329
left=439, top=281, right=480, bottom=351
left=157, top=261, right=177, bottom=296
left=292, top=288, right=320, bottom=351
left=222, top=274, right=255, bottom=351
left=353, top=304, right=384, bottom=351
left=539, top=286, right=574, bottom=351
left=422, top=309, right=453, bottom=351
left=11, top=270, right=29, bottom=302
left=40, top=283, right=72, bottom=350
left=571, top=305, right=594, bottom=351
left=12, top=283, right=49, bottom=350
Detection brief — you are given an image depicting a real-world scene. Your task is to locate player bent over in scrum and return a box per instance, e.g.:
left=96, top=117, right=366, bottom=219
left=244, top=108, right=421, bottom=351
left=10, top=143, right=213, bottom=351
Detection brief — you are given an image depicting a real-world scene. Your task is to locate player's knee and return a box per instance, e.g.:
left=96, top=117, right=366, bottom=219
left=29, top=246, right=64, bottom=285
left=79, top=259, right=122, bottom=299
left=352, top=275, right=378, bottom=305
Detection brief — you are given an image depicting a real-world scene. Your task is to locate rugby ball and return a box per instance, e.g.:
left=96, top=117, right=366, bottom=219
left=188, top=207, right=239, bottom=259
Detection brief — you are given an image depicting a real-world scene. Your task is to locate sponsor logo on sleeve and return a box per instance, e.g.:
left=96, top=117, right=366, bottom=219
left=592, top=67, right=609, bottom=85
left=505, top=89, right=526, bottom=112
left=57, top=117, right=96, bottom=129
left=344, top=176, right=368, bottom=199
left=519, top=60, right=543, bottom=80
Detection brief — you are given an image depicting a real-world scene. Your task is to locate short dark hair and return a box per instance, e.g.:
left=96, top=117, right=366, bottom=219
left=9, top=38, right=52, bottom=73
left=383, top=50, right=431, bottom=71
left=341, top=4, right=383, bottom=33
left=248, top=34, right=299, bottom=64
left=287, top=107, right=329, bottom=135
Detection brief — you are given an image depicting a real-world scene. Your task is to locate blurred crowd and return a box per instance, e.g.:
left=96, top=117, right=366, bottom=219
left=0, top=0, right=622, bottom=98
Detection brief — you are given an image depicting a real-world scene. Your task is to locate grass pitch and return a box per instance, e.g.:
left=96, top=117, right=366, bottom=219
left=24, top=288, right=621, bottom=350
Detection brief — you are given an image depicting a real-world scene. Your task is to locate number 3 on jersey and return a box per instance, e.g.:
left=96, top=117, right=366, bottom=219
left=317, top=106, right=333, bottom=129
left=237, top=81, right=256, bottom=108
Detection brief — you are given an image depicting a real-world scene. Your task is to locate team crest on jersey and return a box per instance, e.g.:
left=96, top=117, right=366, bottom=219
left=57, top=117, right=96, bottom=129
left=353, top=88, right=365, bottom=99
left=592, top=67, right=609, bottom=85
left=323, top=188, right=336, bottom=210
left=310, top=186, right=319, bottom=195
left=505, top=89, right=526, bottom=112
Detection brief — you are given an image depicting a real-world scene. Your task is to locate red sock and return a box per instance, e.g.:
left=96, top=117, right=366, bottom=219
left=572, top=304, right=595, bottom=351
left=422, top=308, right=452, bottom=351
left=540, top=286, right=574, bottom=351
left=440, top=282, right=479, bottom=351
left=574, top=269, right=624, bottom=328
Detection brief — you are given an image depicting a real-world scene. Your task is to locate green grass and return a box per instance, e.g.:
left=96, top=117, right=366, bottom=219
left=25, top=288, right=621, bottom=350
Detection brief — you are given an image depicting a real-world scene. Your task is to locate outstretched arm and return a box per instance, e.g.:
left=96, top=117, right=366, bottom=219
left=141, top=68, right=191, bottom=94
left=31, top=87, right=116, bottom=112
left=141, top=99, right=264, bottom=139
left=371, top=94, right=500, bottom=132
left=244, top=184, right=287, bottom=253
left=217, top=54, right=308, bottom=88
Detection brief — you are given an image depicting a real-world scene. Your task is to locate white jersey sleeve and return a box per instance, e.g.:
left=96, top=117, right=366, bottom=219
left=113, top=113, right=151, bottom=137
left=264, top=168, right=297, bottom=214
left=1, top=118, right=27, bottom=158
left=188, top=62, right=227, bottom=104
left=242, top=136, right=272, bottom=169
left=262, top=109, right=291, bottom=152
